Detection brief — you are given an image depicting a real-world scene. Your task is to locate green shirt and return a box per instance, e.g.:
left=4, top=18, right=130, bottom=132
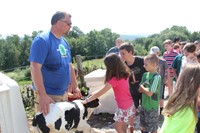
left=140, top=72, right=161, bottom=111
left=160, top=107, right=196, bottom=133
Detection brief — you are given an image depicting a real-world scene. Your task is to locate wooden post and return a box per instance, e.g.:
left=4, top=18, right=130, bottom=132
left=75, top=55, right=85, bottom=86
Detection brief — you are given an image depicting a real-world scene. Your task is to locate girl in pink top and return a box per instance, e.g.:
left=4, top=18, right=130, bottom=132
left=82, top=53, right=136, bottom=133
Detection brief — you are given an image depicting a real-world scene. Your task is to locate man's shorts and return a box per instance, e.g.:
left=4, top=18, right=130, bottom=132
left=34, top=91, right=68, bottom=112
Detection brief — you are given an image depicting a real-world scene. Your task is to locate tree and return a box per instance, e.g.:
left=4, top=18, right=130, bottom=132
left=2, top=41, right=20, bottom=70
left=18, top=35, right=32, bottom=66
left=190, top=31, right=200, bottom=42
left=0, top=38, right=5, bottom=69
left=68, top=26, right=84, bottom=38
left=1, top=25, right=200, bottom=71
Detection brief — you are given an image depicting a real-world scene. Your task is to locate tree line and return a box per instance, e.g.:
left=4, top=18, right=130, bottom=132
left=0, top=25, right=200, bottom=71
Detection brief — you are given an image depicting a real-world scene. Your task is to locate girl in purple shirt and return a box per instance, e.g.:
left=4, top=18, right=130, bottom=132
left=82, top=53, right=136, bottom=133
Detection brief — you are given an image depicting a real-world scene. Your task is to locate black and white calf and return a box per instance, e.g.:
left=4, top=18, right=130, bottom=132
left=32, top=99, right=99, bottom=133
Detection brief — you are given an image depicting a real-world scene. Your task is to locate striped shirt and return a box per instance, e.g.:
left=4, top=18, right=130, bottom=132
left=163, top=49, right=178, bottom=77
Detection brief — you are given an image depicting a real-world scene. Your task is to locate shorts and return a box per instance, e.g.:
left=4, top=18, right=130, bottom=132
left=140, top=107, right=159, bottom=132
left=114, top=104, right=136, bottom=123
left=34, top=91, right=68, bottom=112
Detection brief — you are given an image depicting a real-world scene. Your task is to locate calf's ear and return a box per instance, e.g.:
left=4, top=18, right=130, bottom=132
left=32, top=116, right=37, bottom=126
left=84, top=98, right=99, bottom=108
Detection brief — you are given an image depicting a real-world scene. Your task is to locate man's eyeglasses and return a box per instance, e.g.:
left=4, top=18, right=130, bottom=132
left=60, top=20, right=72, bottom=26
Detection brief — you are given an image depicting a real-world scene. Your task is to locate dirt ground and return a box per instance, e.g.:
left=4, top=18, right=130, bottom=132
left=87, top=113, right=116, bottom=132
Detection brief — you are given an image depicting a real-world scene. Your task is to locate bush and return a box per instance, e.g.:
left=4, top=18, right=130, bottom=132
left=4, top=67, right=31, bottom=82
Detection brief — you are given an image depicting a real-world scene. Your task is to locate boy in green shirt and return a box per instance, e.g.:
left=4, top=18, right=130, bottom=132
left=139, top=54, right=161, bottom=133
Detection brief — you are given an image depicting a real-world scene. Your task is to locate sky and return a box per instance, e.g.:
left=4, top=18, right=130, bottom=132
left=0, top=0, right=200, bottom=37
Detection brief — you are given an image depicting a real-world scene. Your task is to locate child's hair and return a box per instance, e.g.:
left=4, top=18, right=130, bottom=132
left=119, top=42, right=134, bottom=55
left=104, top=53, right=130, bottom=82
left=173, top=43, right=180, bottom=50
left=162, top=64, right=200, bottom=117
left=144, top=54, right=159, bottom=65
left=183, top=43, right=196, bottom=53
left=196, top=51, right=200, bottom=59
left=163, top=39, right=172, bottom=46
left=180, top=41, right=187, bottom=46
left=173, top=37, right=181, bottom=43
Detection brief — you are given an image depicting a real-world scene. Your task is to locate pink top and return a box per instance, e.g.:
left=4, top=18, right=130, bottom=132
left=108, top=77, right=133, bottom=109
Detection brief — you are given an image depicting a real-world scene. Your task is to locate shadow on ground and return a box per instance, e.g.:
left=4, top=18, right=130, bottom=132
left=88, top=113, right=115, bottom=128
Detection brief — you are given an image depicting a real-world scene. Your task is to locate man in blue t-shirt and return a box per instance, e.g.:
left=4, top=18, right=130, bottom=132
left=29, top=11, right=81, bottom=115
left=106, top=38, right=123, bottom=55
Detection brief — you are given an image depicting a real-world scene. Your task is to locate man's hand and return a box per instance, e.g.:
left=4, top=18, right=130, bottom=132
left=38, top=94, right=54, bottom=116
left=74, top=87, right=82, bottom=98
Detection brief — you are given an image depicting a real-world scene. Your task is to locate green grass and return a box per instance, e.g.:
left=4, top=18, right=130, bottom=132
left=18, top=80, right=32, bottom=86
left=4, top=67, right=31, bottom=83
left=82, top=58, right=105, bottom=69
left=4, top=58, right=105, bottom=85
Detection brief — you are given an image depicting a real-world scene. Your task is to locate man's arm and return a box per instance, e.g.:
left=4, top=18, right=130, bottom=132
left=69, top=63, right=82, bottom=97
left=30, top=62, right=54, bottom=115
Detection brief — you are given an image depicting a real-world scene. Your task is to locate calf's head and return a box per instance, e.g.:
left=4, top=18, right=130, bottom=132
left=82, top=98, right=100, bottom=120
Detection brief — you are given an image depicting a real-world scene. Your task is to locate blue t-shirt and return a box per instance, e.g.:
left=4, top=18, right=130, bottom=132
left=29, top=31, right=71, bottom=95
left=106, top=46, right=119, bottom=55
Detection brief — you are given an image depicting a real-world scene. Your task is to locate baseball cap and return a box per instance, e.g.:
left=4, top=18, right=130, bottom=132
left=149, top=46, right=160, bottom=54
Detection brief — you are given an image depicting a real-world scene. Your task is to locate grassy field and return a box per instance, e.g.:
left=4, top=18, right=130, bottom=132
left=78, top=58, right=105, bottom=69
left=3, top=58, right=104, bottom=84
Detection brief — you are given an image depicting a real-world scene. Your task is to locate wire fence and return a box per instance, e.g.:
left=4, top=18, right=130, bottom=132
left=0, top=65, right=30, bottom=73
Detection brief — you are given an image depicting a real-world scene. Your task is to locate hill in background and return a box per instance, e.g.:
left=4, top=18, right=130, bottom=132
left=120, top=34, right=149, bottom=40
